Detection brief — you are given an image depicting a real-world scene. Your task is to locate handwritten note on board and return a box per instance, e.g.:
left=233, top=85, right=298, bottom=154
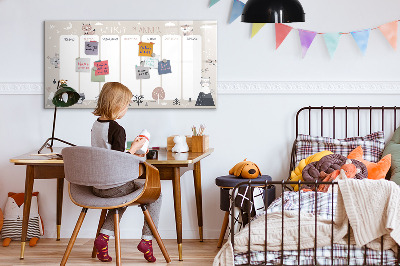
left=94, top=60, right=109, bottom=76
left=144, top=57, right=158, bottom=68
left=75, top=58, right=91, bottom=72
left=85, top=41, right=98, bottom=55
left=138, top=42, right=154, bottom=57
left=158, top=60, right=172, bottom=75
left=135, top=66, right=150, bottom=79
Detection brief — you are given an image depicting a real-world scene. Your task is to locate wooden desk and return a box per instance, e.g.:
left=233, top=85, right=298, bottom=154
left=10, top=147, right=213, bottom=261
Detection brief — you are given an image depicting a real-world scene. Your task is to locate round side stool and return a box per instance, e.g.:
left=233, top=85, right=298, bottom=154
left=215, top=175, right=275, bottom=248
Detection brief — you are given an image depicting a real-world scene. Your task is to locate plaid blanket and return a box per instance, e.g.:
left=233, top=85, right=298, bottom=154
left=234, top=191, right=397, bottom=265
left=235, top=244, right=397, bottom=265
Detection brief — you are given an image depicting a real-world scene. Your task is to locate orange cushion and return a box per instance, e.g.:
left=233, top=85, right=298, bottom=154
left=347, top=146, right=391, bottom=180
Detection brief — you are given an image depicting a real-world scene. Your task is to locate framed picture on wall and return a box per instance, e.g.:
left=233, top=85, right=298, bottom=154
left=45, top=20, right=217, bottom=109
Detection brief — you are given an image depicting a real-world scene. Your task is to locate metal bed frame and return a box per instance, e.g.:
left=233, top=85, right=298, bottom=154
left=230, top=106, right=400, bottom=266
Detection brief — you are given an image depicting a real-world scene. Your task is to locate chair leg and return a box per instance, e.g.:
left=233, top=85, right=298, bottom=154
left=60, top=208, right=88, bottom=266
left=91, top=209, right=108, bottom=258
left=114, top=209, right=121, bottom=266
left=141, top=205, right=171, bottom=263
left=217, top=211, right=230, bottom=248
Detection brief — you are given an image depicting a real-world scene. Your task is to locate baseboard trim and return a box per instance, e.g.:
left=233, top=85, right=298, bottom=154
left=2, top=81, right=400, bottom=95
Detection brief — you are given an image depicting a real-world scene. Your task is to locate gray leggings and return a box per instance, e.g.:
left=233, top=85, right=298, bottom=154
left=92, top=180, right=162, bottom=240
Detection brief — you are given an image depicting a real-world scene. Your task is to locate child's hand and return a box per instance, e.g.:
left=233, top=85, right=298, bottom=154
left=134, top=149, right=149, bottom=157
left=129, top=137, right=147, bottom=154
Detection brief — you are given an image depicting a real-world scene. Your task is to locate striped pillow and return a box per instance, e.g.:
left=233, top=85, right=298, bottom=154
left=294, top=131, right=385, bottom=166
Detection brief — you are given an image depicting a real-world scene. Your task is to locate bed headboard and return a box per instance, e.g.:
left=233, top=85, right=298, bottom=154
left=290, top=106, right=400, bottom=179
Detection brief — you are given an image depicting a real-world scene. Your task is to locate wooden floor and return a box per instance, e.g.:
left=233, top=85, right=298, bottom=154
left=0, top=239, right=221, bottom=265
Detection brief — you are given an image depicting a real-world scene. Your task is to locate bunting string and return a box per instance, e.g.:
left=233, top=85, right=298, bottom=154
left=285, top=20, right=400, bottom=35
left=209, top=0, right=399, bottom=58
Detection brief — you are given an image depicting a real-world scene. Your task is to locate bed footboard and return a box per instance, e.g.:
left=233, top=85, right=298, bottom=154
left=230, top=180, right=400, bottom=266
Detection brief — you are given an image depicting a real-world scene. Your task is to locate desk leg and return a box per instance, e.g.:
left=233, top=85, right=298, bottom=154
left=20, top=165, right=35, bottom=259
left=56, top=178, right=64, bottom=241
left=172, top=167, right=183, bottom=261
left=193, top=161, right=203, bottom=242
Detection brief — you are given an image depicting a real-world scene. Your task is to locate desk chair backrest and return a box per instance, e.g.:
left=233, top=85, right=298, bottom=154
left=62, top=146, right=144, bottom=188
left=60, top=146, right=170, bottom=265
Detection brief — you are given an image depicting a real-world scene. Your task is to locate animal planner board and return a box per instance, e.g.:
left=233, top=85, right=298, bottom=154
left=45, top=21, right=217, bottom=109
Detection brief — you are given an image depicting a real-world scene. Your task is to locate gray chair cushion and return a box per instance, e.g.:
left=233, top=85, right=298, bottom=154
left=69, top=180, right=145, bottom=208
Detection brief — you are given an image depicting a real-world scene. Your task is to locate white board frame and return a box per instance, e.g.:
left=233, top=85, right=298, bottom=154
left=44, top=21, right=217, bottom=109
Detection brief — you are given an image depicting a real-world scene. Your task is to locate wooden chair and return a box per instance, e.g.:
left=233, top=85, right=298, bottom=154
left=60, top=146, right=171, bottom=265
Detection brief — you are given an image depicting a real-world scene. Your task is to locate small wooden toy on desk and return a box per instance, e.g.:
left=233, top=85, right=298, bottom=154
left=191, top=124, right=209, bottom=153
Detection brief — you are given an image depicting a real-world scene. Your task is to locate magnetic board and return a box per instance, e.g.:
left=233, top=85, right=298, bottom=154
left=44, top=21, right=217, bottom=109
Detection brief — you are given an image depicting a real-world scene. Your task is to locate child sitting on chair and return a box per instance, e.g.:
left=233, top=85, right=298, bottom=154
left=91, top=82, right=161, bottom=263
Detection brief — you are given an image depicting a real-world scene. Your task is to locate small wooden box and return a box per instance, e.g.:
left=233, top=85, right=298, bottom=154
left=167, top=135, right=192, bottom=151
left=191, top=135, right=209, bottom=153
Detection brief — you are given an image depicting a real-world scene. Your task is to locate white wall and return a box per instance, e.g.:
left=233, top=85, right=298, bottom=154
left=1, top=0, right=400, bottom=240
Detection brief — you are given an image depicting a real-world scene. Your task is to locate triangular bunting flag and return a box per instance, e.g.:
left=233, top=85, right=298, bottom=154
left=229, top=0, right=245, bottom=24
left=351, top=29, right=370, bottom=55
left=378, top=21, right=397, bottom=50
left=251, top=23, right=266, bottom=38
left=323, top=33, right=341, bottom=58
left=298, top=29, right=317, bottom=58
left=275, top=23, right=293, bottom=49
left=209, top=0, right=220, bottom=7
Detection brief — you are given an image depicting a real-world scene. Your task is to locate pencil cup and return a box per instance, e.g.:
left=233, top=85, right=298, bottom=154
left=191, top=135, right=209, bottom=153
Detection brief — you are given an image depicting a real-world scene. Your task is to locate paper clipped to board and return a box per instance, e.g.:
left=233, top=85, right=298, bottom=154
left=136, top=65, right=150, bottom=79
left=144, top=57, right=158, bottom=68
left=158, top=60, right=172, bottom=75
left=94, top=60, right=109, bottom=76
left=138, top=42, right=154, bottom=57
left=91, top=68, right=105, bottom=82
left=85, top=41, right=99, bottom=55
left=75, top=58, right=91, bottom=72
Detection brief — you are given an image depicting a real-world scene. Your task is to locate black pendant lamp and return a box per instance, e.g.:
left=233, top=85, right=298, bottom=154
left=242, top=0, right=305, bottom=23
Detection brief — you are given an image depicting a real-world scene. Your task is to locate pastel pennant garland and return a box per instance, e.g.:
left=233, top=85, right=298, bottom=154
left=229, top=0, right=245, bottom=24
left=298, top=29, right=317, bottom=58
left=378, top=21, right=398, bottom=50
left=351, top=29, right=370, bottom=55
left=275, top=23, right=293, bottom=49
left=323, top=33, right=341, bottom=58
left=209, top=0, right=220, bottom=7
left=251, top=23, right=266, bottom=38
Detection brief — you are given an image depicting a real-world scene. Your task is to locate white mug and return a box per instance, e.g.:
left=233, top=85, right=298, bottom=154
left=135, top=129, right=150, bottom=154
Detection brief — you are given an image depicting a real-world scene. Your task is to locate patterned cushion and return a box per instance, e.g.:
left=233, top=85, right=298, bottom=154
left=295, top=131, right=385, bottom=166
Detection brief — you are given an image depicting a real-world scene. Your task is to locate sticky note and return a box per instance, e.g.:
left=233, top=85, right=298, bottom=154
left=91, top=68, right=105, bottom=82
left=138, top=42, right=154, bottom=57
left=94, top=60, right=109, bottom=76
left=144, top=57, right=158, bottom=68
left=75, top=58, right=91, bottom=72
left=158, top=60, right=172, bottom=75
left=135, top=65, right=150, bottom=79
left=85, top=41, right=98, bottom=55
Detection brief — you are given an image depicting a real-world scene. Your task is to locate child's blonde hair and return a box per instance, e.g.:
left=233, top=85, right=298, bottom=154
left=93, top=82, right=133, bottom=120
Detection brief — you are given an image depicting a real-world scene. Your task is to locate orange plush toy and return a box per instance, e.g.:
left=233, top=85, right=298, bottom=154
left=229, top=159, right=261, bottom=179
left=1, top=192, right=44, bottom=247
left=347, top=146, right=391, bottom=180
